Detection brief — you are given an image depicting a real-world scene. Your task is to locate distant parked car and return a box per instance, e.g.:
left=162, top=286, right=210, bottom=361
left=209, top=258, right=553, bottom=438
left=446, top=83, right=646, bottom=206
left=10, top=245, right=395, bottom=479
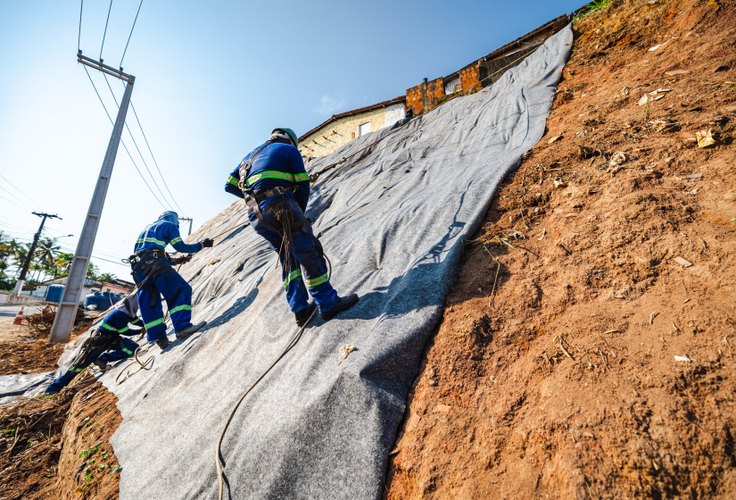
left=83, top=291, right=125, bottom=311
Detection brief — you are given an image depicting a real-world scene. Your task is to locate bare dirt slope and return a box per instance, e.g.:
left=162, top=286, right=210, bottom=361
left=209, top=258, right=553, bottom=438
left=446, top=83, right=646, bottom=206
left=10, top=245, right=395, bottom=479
left=387, top=0, right=736, bottom=497
left=0, top=378, right=122, bottom=499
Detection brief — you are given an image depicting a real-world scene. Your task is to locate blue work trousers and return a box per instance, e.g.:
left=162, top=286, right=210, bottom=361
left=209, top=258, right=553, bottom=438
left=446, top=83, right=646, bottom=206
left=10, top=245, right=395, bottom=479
left=46, top=337, right=137, bottom=393
left=252, top=196, right=339, bottom=313
left=135, top=267, right=193, bottom=342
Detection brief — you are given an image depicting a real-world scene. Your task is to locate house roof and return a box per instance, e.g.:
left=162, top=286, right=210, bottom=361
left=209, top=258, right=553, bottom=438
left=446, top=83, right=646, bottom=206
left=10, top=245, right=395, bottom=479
left=422, top=14, right=571, bottom=84
left=299, top=95, right=406, bottom=142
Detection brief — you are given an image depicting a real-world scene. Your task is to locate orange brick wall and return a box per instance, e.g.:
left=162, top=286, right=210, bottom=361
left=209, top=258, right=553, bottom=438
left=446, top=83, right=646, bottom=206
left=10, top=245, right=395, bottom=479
left=406, top=85, right=424, bottom=116
left=404, top=15, right=570, bottom=116
left=406, top=77, right=446, bottom=115
left=460, top=63, right=481, bottom=93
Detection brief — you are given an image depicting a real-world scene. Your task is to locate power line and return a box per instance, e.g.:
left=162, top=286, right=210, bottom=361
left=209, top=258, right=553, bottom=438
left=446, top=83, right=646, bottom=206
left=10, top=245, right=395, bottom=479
left=120, top=0, right=144, bottom=68
left=128, top=99, right=186, bottom=215
left=0, top=220, right=36, bottom=233
left=77, top=0, right=84, bottom=52
left=58, top=244, right=129, bottom=269
left=99, top=0, right=114, bottom=60
left=0, top=185, right=33, bottom=210
left=77, top=0, right=180, bottom=214
left=82, top=65, right=167, bottom=209
left=102, top=73, right=175, bottom=209
left=0, top=172, right=40, bottom=206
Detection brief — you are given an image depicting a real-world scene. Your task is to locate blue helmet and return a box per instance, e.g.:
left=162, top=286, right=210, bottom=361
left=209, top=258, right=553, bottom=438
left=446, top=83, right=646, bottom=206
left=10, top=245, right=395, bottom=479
left=159, top=211, right=179, bottom=225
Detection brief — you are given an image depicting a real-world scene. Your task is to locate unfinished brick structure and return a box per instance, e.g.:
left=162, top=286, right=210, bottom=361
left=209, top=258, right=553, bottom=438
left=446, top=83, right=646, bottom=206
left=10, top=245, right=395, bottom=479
left=406, top=14, right=571, bottom=116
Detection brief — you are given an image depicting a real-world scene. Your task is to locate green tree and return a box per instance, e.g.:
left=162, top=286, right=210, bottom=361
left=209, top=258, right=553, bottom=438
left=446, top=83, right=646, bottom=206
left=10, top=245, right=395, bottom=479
left=87, top=263, right=100, bottom=280
left=10, top=241, right=30, bottom=278
left=0, top=233, right=14, bottom=290
left=53, top=252, right=74, bottom=278
left=97, top=272, right=116, bottom=283
left=33, top=237, right=61, bottom=280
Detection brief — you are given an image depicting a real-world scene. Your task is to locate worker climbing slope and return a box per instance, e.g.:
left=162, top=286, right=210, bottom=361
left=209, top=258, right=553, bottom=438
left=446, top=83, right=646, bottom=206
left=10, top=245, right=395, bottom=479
left=130, top=211, right=213, bottom=349
left=46, top=294, right=143, bottom=393
left=225, top=127, right=358, bottom=325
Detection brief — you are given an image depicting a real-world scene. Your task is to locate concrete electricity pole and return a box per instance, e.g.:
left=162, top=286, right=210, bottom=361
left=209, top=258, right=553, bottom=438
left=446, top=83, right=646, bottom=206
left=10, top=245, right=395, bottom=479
left=49, top=54, right=135, bottom=343
left=179, top=217, right=193, bottom=236
left=11, top=212, right=61, bottom=297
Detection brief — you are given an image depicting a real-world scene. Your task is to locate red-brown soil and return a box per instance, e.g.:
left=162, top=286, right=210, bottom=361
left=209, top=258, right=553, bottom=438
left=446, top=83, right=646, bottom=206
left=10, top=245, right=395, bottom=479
left=0, top=379, right=122, bottom=499
left=387, top=0, right=736, bottom=497
left=0, top=339, right=65, bottom=376
left=0, top=307, right=92, bottom=376
left=0, top=305, right=121, bottom=499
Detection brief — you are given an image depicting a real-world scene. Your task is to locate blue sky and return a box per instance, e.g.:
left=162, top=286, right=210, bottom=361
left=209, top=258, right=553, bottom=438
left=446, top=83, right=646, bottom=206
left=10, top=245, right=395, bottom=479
left=0, top=0, right=584, bottom=276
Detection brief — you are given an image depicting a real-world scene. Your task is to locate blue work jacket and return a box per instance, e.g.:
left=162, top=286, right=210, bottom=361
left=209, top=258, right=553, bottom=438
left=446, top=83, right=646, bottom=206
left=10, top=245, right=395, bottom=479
left=98, top=309, right=142, bottom=337
left=133, top=220, right=202, bottom=254
left=224, top=140, right=310, bottom=212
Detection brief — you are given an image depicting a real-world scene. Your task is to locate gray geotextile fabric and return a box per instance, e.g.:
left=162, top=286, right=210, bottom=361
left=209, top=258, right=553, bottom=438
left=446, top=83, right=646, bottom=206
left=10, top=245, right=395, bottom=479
left=0, top=372, right=53, bottom=404
left=102, top=26, right=572, bottom=499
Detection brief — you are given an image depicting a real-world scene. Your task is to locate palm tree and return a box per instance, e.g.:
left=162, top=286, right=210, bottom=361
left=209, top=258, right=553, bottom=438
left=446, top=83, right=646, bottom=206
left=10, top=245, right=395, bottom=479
left=87, top=263, right=100, bottom=280
left=0, top=232, right=12, bottom=260
left=11, top=242, right=30, bottom=278
left=0, top=232, right=14, bottom=290
left=97, top=272, right=116, bottom=283
left=52, top=252, right=74, bottom=278
left=34, top=237, right=61, bottom=281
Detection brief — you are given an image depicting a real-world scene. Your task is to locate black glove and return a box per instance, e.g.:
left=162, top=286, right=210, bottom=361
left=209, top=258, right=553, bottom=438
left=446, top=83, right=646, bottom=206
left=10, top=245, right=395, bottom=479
left=201, top=238, right=214, bottom=248
left=171, top=254, right=193, bottom=265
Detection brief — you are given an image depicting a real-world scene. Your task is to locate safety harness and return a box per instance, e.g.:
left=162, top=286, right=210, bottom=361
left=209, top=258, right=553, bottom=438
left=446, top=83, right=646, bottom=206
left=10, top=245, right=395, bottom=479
left=128, top=249, right=172, bottom=287
left=237, top=141, right=312, bottom=220
left=238, top=140, right=306, bottom=284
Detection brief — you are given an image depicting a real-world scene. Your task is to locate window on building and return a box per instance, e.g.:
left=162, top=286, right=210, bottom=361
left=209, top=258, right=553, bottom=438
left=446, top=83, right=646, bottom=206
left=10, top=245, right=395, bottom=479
left=444, top=76, right=461, bottom=95
left=358, top=122, right=371, bottom=137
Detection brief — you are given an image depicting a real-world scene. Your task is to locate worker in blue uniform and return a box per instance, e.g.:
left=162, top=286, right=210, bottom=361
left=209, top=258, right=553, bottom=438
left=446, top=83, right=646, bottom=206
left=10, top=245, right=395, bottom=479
left=130, top=211, right=213, bottom=349
left=46, top=294, right=142, bottom=394
left=225, top=127, right=358, bottom=326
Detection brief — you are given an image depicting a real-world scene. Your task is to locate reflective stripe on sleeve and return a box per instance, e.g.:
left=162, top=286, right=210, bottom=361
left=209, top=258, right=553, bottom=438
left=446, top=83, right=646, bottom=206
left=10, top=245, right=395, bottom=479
left=170, top=237, right=183, bottom=245
left=294, top=173, right=310, bottom=182
left=227, top=175, right=240, bottom=187
left=305, top=273, right=330, bottom=288
left=99, top=322, right=116, bottom=331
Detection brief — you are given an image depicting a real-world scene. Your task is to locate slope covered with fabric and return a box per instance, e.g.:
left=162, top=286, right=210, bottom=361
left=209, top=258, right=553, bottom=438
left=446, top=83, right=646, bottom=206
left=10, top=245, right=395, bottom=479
left=103, top=26, right=572, bottom=499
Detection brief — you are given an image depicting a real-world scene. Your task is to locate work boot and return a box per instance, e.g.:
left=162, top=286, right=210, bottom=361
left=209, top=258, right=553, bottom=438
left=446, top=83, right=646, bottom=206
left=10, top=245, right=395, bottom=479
left=156, top=336, right=170, bottom=350
left=93, top=359, right=109, bottom=372
left=294, top=303, right=317, bottom=327
left=175, top=321, right=207, bottom=339
left=321, top=294, right=359, bottom=322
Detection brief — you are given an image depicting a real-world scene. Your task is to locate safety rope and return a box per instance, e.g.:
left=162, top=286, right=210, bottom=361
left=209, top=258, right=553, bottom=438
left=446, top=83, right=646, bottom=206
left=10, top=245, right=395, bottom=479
left=214, top=255, right=332, bottom=499
left=115, top=342, right=155, bottom=384
left=214, top=306, right=316, bottom=499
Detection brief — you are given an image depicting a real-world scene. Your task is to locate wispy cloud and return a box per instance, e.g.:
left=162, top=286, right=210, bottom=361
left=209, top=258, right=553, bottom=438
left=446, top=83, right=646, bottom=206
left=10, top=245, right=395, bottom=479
left=314, top=94, right=346, bottom=116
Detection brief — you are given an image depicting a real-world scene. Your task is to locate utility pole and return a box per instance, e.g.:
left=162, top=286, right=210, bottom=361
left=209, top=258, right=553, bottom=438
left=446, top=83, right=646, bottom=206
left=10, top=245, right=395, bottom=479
left=49, top=53, right=135, bottom=344
left=11, top=212, right=61, bottom=297
left=179, top=217, right=193, bottom=236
